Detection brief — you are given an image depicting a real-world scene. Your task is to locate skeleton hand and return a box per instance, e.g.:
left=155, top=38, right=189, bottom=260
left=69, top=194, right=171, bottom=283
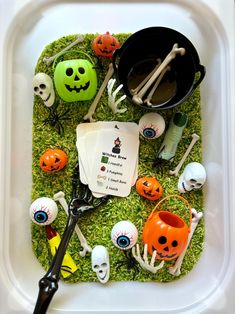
left=107, top=79, right=127, bottom=114
left=132, top=244, right=164, bottom=274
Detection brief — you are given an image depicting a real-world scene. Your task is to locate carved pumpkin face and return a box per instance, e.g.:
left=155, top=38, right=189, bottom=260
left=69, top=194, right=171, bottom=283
left=40, top=149, right=68, bottom=173
left=136, top=176, right=163, bottom=201
left=142, top=211, right=189, bottom=260
left=92, top=32, right=120, bottom=58
left=54, top=59, right=97, bottom=102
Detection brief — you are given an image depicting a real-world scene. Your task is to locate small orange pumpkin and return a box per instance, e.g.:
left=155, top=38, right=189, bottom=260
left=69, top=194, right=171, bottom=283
left=142, top=195, right=191, bottom=260
left=39, top=148, right=68, bottom=173
left=92, top=32, right=120, bottom=58
left=136, top=176, right=163, bottom=201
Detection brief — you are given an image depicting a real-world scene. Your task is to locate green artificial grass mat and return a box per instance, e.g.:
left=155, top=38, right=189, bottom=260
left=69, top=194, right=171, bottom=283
left=31, top=33, right=204, bottom=283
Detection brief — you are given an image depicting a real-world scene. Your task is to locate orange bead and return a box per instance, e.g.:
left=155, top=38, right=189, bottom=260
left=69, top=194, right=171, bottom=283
left=39, top=149, right=68, bottom=173
left=136, top=176, right=163, bottom=201
left=92, top=32, right=120, bottom=58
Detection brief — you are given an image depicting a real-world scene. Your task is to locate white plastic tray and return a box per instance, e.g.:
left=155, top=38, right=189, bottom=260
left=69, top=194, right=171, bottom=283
left=0, top=0, right=234, bottom=313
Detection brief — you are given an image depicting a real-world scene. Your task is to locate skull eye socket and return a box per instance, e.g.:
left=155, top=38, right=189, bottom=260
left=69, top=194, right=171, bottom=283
left=158, top=236, right=167, bottom=244
left=189, top=178, right=197, bottom=183
left=34, top=86, right=39, bottom=92
left=94, top=265, right=99, bottom=269
left=66, top=68, right=73, bottom=76
left=40, top=84, right=46, bottom=89
left=196, top=183, right=202, bottom=187
left=78, top=67, right=85, bottom=74
left=172, top=240, right=178, bottom=247
left=101, top=263, right=107, bottom=267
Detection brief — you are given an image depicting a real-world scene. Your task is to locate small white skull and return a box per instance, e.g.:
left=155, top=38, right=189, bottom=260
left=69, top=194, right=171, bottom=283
left=91, top=245, right=110, bottom=284
left=178, top=162, right=206, bottom=193
left=33, top=73, right=55, bottom=107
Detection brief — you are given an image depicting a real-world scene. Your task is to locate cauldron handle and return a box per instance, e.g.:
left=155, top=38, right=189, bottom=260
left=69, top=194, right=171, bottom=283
left=112, top=48, right=121, bottom=76
left=191, top=64, right=206, bottom=91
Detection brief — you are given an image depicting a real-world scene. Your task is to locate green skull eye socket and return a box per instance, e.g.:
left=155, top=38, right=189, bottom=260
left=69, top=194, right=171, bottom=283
left=78, top=67, right=85, bottom=74
left=66, top=68, right=73, bottom=76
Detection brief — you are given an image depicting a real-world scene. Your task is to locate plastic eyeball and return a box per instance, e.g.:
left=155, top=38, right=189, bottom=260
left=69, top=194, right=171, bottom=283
left=139, top=112, right=165, bottom=139
left=29, top=197, right=58, bottom=226
left=111, top=220, right=138, bottom=250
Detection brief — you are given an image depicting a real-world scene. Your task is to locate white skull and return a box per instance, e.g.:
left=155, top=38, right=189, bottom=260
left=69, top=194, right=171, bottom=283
left=178, top=162, right=206, bottom=193
left=91, top=245, right=110, bottom=284
left=33, top=73, right=55, bottom=107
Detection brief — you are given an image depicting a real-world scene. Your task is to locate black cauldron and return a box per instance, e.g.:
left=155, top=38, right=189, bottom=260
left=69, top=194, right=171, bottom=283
left=112, top=27, right=205, bottom=110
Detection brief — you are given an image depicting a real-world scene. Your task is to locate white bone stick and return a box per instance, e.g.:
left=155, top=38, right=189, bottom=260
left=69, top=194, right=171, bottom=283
left=83, top=63, right=114, bottom=122
left=168, top=208, right=203, bottom=276
left=169, top=133, right=200, bottom=176
left=144, top=65, right=171, bottom=106
left=53, top=191, right=92, bottom=257
left=132, top=44, right=185, bottom=105
left=132, top=244, right=165, bottom=274
left=130, top=58, right=161, bottom=95
left=43, top=35, right=84, bottom=66
left=107, top=78, right=127, bottom=114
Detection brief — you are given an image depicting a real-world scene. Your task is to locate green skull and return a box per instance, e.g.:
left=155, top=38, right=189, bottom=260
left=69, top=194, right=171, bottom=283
left=54, top=59, right=97, bottom=102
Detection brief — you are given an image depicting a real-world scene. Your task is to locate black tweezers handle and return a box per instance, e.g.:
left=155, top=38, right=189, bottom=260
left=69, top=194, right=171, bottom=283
left=33, top=211, right=80, bottom=314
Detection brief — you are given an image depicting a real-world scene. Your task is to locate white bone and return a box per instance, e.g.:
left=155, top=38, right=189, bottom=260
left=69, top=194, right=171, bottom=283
left=169, top=133, right=200, bottom=177
left=130, top=58, right=161, bottom=95
left=132, top=44, right=185, bottom=105
left=132, top=244, right=165, bottom=274
left=144, top=65, right=171, bottom=107
left=53, top=191, right=92, bottom=257
left=168, top=208, right=203, bottom=276
left=43, top=35, right=84, bottom=66
left=107, top=78, right=127, bottom=114
left=83, top=63, right=114, bottom=122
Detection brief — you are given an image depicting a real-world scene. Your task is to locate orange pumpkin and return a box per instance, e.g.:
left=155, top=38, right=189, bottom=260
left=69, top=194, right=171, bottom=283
left=136, top=176, right=163, bottom=201
left=142, top=195, right=191, bottom=260
left=39, top=149, right=68, bottom=173
left=92, top=32, right=120, bottom=58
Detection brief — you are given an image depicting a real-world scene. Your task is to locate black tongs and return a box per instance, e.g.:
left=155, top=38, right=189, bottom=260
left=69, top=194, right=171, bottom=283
left=33, top=164, right=109, bottom=314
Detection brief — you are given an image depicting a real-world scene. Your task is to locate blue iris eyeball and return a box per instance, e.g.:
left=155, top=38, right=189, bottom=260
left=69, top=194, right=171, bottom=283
left=29, top=197, right=58, bottom=226
left=139, top=112, right=165, bottom=140
left=111, top=220, right=138, bottom=250
left=143, top=127, right=157, bottom=139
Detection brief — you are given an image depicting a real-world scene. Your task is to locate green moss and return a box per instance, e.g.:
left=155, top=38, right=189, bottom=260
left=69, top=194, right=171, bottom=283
left=31, top=33, right=204, bottom=283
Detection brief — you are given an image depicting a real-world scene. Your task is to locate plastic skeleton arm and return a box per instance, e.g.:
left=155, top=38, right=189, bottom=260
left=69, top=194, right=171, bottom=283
left=84, top=63, right=114, bottom=122
left=53, top=191, right=92, bottom=257
left=132, top=44, right=185, bottom=106
left=107, top=78, right=127, bottom=114
left=169, top=133, right=199, bottom=176
left=168, top=208, right=203, bottom=276
left=132, top=244, right=164, bottom=274
left=43, top=35, right=84, bottom=66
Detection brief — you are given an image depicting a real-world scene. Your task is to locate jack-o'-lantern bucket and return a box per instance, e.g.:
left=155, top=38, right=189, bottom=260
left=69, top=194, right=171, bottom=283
left=53, top=50, right=97, bottom=102
left=142, top=194, right=192, bottom=260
